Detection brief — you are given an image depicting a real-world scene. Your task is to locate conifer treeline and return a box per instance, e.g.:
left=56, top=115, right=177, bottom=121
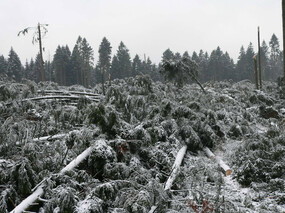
left=0, top=34, right=283, bottom=86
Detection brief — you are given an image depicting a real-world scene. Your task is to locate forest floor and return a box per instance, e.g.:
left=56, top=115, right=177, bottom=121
left=1, top=76, right=285, bottom=212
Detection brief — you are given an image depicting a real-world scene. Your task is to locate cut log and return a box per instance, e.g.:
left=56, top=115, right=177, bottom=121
left=203, top=147, right=232, bottom=176
left=203, top=147, right=215, bottom=160
left=9, top=140, right=104, bottom=213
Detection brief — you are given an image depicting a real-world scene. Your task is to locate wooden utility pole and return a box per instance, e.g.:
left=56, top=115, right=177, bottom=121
left=38, top=23, right=45, bottom=82
left=258, top=27, right=262, bottom=89
left=282, top=0, right=285, bottom=78
left=254, top=55, right=259, bottom=89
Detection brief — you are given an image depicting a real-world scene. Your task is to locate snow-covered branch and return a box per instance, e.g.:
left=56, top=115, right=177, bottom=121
left=9, top=140, right=106, bottom=213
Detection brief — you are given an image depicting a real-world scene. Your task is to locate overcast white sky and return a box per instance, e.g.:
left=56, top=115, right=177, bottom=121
left=0, top=0, right=283, bottom=64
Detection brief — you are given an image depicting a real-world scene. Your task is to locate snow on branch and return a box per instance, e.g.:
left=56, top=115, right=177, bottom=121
left=164, top=145, right=187, bottom=190
left=10, top=140, right=107, bottom=213
left=21, top=95, right=99, bottom=102
left=37, top=90, right=102, bottom=97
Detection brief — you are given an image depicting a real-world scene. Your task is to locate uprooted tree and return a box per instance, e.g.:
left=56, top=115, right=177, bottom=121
left=160, top=56, right=206, bottom=93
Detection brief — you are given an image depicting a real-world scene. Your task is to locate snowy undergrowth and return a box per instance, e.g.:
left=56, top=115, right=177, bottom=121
left=0, top=76, right=285, bottom=212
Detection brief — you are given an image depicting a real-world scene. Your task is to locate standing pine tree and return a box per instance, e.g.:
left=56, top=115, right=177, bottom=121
left=69, top=44, right=82, bottom=85
left=44, top=60, right=53, bottom=82
left=245, top=42, right=255, bottom=82
left=208, top=47, right=223, bottom=81
left=25, top=58, right=35, bottom=81
left=162, top=48, right=174, bottom=61
left=80, top=38, right=94, bottom=87
left=53, top=46, right=71, bottom=85
left=115, top=41, right=131, bottom=79
left=33, top=54, right=42, bottom=82
left=183, top=51, right=190, bottom=58
left=197, top=50, right=209, bottom=82
left=74, top=36, right=94, bottom=87
left=132, top=54, right=143, bottom=77
left=236, top=46, right=247, bottom=81
left=0, top=55, right=7, bottom=76
left=7, top=48, right=22, bottom=82
left=110, top=55, right=120, bottom=80
left=98, top=37, right=112, bottom=95
left=269, top=34, right=282, bottom=79
left=191, top=51, right=199, bottom=63
left=221, top=52, right=235, bottom=80
left=259, top=41, right=270, bottom=80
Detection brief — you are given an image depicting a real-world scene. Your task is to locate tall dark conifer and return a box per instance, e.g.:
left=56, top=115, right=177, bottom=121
left=98, top=37, right=112, bottom=94
left=132, top=54, right=143, bottom=77
left=115, top=42, right=131, bottom=79
left=269, top=34, right=282, bottom=79
left=162, top=48, right=174, bottom=61
left=70, top=44, right=82, bottom=85
left=7, top=48, right=22, bottom=81
left=110, top=55, right=120, bottom=80
left=0, top=55, right=7, bottom=75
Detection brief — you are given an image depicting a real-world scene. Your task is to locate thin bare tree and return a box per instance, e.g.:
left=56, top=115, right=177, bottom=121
left=282, top=0, right=285, bottom=79
left=18, top=23, right=48, bottom=82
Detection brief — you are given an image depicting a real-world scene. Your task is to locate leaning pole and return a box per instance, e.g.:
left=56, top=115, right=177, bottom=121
left=282, top=0, right=285, bottom=78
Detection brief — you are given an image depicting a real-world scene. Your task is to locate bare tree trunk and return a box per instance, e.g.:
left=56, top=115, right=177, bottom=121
left=254, top=55, right=259, bottom=89
left=258, top=26, right=262, bottom=89
left=283, top=0, right=285, bottom=78
left=38, top=23, right=45, bottom=82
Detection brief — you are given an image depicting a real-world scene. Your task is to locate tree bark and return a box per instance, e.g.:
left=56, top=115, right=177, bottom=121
left=258, top=26, right=262, bottom=89
left=283, top=0, right=285, bottom=78
left=38, top=23, right=45, bottom=82
left=254, top=55, right=259, bottom=89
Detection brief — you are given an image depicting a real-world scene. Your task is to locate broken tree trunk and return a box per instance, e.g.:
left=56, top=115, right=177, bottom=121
left=203, top=147, right=232, bottom=176
left=37, top=90, right=101, bottom=97
left=149, top=145, right=187, bottom=213
left=21, top=95, right=99, bottom=102
left=9, top=139, right=102, bottom=213
left=165, top=145, right=187, bottom=190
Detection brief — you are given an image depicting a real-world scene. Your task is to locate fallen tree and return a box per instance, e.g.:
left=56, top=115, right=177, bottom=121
left=21, top=95, right=99, bottom=102
left=37, top=90, right=101, bottom=97
left=164, top=145, right=187, bottom=190
left=149, top=145, right=188, bottom=213
left=9, top=140, right=107, bottom=213
left=203, top=147, right=232, bottom=176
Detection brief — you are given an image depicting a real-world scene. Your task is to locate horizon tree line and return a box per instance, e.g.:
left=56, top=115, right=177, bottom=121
left=0, top=33, right=283, bottom=87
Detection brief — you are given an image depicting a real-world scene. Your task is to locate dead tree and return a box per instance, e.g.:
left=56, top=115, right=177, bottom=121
left=18, top=23, right=48, bottom=82
left=254, top=55, right=259, bottom=89
left=258, top=26, right=262, bottom=89
left=282, top=0, right=285, bottom=78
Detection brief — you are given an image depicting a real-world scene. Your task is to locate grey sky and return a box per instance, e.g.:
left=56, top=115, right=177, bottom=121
left=0, top=0, right=283, bottom=64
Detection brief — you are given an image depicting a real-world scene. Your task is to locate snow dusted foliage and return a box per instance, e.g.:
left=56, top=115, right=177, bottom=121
left=1, top=77, right=285, bottom=212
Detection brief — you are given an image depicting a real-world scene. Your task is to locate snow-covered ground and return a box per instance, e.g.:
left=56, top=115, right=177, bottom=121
left=1, top=76, right=285, bottom=212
